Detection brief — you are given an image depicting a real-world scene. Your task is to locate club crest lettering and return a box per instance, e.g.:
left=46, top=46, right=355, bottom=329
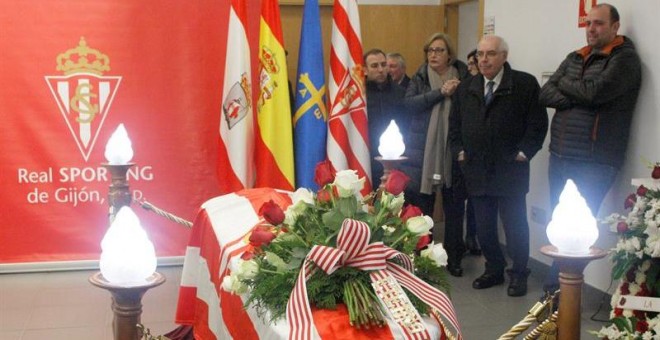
left=45, top=37, right=122, bottom=161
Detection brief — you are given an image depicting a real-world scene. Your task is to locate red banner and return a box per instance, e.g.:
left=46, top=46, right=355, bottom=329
left=579, top=0, right=598, bottom=27
left=0, top=0, right=261, bottom=264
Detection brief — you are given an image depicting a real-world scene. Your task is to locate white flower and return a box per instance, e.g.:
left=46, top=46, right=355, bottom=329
left=381, top=224, right=396, bottom=235
left=333, top=170, right=365, bottom=198
left=622, top=308, right=634, bottom=318
left=292, top=188, right=314, bottom=206
left=235, top=259, right=259, bottom=279
left=596, top=324, right=623, bottom=339
left=222, top=274, right=247, bottom=294
left=598, top=324, right=623, bottom=339
left=642, top=259, right=652, bottom=272
left=380, top=192, right=405, bottom=213
left=636, top=269, right=648, bottom=284
left=282, top=188, right=316, bottom=227
left=406, top=215, right=434, bottom=235
left=629, top=282, right=641, bottom=295
left=421, top=242, right=448, bottom=267
left=645, top=224, right=660, bottom=257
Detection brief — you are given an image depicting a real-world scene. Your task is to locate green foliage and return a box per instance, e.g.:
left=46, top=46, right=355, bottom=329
left=231, top=178, right=449, bottom=329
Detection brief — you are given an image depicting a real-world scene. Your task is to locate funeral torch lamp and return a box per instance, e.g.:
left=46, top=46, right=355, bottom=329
left=541, top=179, right=607, bottom=340
left=375, top=120, right=407, bottom=189
left=90, top=125, right=165, bottom=340
left=102, top=123, right=135, bottom=217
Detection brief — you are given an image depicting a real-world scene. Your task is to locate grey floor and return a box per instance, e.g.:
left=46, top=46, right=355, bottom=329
left=0, top=257, right=610, bottom=339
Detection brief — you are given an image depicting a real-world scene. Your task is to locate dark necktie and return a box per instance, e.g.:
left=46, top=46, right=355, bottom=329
left=484, top=80, right=495, bottom=106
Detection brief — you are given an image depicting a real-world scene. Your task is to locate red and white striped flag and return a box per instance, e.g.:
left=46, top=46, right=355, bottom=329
left=327, top=0, right=372, bottom=195
left=217, top=0, right=255, bottom=194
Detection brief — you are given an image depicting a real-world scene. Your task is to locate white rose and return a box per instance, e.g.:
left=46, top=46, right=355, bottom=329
left=381, top=192, right=405, bottom=213
left=421, top=242, right=448, bottom=267
left=333, top=170, right=365, bottom=198
left=284, top=207, right=299, bottom=226
left=235, top=260, right=259, bottom=280
left=292, top=188, right=314, bottom=206
left=406, top=215, right=434, bottom=235
left=222, top=274, right=247, bottom=294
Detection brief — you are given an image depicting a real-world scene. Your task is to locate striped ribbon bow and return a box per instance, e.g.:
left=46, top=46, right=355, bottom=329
left=286, top=219, right=462, bottom=340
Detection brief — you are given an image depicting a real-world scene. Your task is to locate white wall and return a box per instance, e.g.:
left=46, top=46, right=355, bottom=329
left=457, top=1, right=479, bottom=61
left=485, top=0, right=660, bottom=292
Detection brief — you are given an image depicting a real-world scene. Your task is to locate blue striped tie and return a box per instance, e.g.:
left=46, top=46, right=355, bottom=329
left=484, top=80, right=495, bottom=106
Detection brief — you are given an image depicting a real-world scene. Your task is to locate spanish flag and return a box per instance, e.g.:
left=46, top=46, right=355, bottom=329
left=255, top=0, right=295, bottom=190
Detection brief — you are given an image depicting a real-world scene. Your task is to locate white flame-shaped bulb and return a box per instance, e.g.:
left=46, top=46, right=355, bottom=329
left=104, top=124, right=134, bottom=165
left=378, top=120, right=405, bottom=159
left=100, top=207, right=157, bottom=286
left=546, top=179, right=599, bottom=255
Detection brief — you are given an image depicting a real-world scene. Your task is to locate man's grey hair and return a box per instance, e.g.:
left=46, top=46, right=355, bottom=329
left=479, top=35, right=509, bottom=53
left=386, top=52, right=407, bottom=69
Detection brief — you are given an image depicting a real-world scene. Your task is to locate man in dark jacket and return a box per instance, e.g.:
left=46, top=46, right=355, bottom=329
left=539, top=3, right=642, bottom=293
left=449, top=35, right=548, bottom=296
left=364, top=48, right=406, bottom=188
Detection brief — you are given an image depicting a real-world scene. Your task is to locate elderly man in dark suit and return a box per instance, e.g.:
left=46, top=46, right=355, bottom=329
left=448, top=35, right=548, bottom=297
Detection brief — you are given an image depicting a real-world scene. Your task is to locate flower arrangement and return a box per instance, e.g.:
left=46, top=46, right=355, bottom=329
left=595, top=163, right=660, bottom=339
left=222, top=160, right=456, bottom=336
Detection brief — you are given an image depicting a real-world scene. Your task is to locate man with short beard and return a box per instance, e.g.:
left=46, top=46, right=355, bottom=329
left=540, top=3, right=642, bottom=294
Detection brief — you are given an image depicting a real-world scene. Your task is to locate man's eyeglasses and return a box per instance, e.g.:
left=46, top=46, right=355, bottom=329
left=476, top=50, right=501, bottom=59
left=426, top=47, right=447, bottom=55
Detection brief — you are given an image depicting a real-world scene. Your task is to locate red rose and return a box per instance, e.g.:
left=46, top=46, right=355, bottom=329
left=317, top=188, right=332, bottom=203
left=637, top=185, right=648, bottom=197
left=621, top=282, right=630, bottom=295
left=614, top=308, right=623, bottom=317
left=624, top=193, right=637, bottom=210
left=400, top=204, right=423, bottom=222
left=249, top=226, right=276, bottom=247
left=385, top=170, right=410, bottom=196
left=314, top=160, right=335, bottom=187
left=416, top=234, right=431, bottom=250
left=241, top=250, right=255, bottom=260
left=652, top=165, right=660, bottom=179
left=636, top=320, right=649, bottom=333
left=259, top=200, right=285, bottom=225
left=616, top=222, right=629, bottom=234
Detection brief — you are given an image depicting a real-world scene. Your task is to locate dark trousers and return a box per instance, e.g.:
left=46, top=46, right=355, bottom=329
left=465, top=198, right=477, bottom=239
left=471, top=194, right=530, bottom=275
left=544, top=154, right=618, bottom=289
left=442, top=186, right=467, bottom=265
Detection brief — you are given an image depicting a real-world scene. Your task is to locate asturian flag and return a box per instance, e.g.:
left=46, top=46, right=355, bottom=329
left=327, top=0, right=372, bottom=195
left=293, top=0, right=328, bottom=191
left=217, top=0, right=255, bottom=194
left=255, top=0, right=295, bottom=191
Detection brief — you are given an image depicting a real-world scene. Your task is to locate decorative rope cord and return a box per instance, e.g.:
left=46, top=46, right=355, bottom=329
left=134, top=198, right=193, bottom=228
left=524, top=311, right=558, bottom=340
left=497, top=291, right=558, bottom=339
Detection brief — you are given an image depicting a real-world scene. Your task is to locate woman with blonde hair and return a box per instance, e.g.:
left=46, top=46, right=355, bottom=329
left=401, top=33, right=469, bottom=277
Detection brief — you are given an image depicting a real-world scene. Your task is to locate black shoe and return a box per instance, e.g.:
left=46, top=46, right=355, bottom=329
left=447, top=262, right=463, bottom=277
left=507, top=269, right=530, bottom=297
left=465, top=235, right=481, bottom=256
left=472, top=273, right=504, bottom=289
